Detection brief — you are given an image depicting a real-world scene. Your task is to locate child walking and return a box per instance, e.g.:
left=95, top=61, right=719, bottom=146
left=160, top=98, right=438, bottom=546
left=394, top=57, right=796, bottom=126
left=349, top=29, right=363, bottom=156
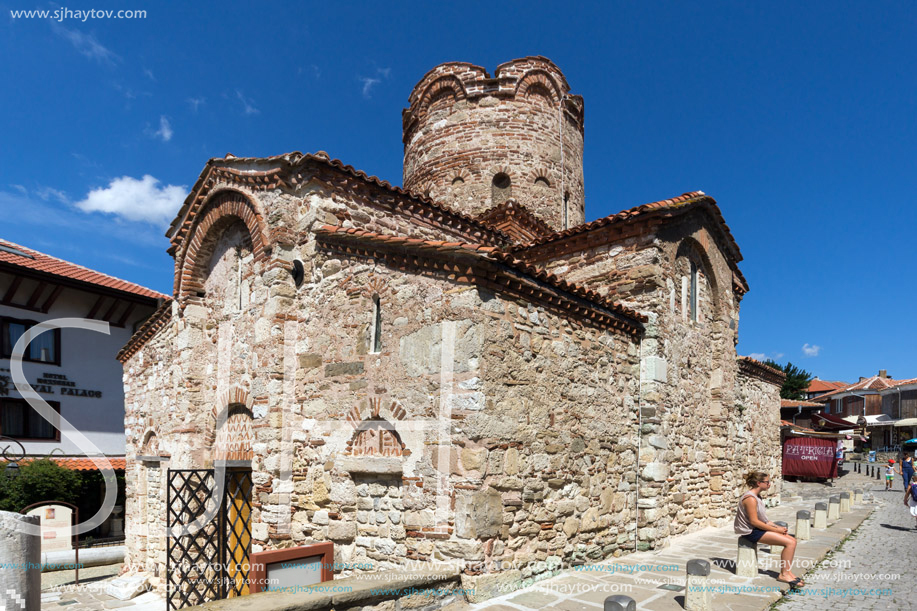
left=885, top=460, right=896, bottom=491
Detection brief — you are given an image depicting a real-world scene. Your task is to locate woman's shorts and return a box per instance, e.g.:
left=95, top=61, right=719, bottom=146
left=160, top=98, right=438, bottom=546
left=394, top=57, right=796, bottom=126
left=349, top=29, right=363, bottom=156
left=745, top=528, right=767, bottom=543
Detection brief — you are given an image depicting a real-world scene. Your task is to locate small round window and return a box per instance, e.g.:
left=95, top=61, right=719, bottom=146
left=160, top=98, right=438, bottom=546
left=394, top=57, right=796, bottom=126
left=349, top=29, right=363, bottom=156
left=492, top=173, right=511, bottom=189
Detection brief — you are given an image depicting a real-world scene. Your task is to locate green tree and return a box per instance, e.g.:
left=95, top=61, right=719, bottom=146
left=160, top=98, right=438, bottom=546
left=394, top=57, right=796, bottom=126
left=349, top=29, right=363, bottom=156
left=0, top=459, right=82, bottom=512
left=765, top=360, right=814, bottom=400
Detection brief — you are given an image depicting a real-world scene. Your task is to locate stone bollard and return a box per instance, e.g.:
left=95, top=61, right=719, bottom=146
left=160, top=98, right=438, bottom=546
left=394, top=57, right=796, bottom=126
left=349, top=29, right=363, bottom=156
left=814, top=502, right=828, bottom=528
left=828, top=496, right=840, bottom=520
left=770, top=521, right=789, bottom=555
left=685, top=559, right=712, bottom=611
left=854, top=489, right=863, bottom=504
left=867, top=465, right=872, bottom=477
left=877, top=466, right=882, bottom=480
left=0, top=510, right=41, bottom=611
left=840, top=492, right=851, bottom=513
left=796, top=510, right=811, bottom=541
left=604, top=595, right=637, bottom=611
left=737, top=536, right=758, bottom=577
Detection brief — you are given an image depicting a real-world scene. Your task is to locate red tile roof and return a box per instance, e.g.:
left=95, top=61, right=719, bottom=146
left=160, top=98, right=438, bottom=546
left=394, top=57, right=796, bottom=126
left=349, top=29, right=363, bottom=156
left=117, top=299, right=173, bottom=363
left=166, top=152, right=511, bottom=253
left=476, top=200, right=556, bottom=244
left=5, top=457, right=126, bottom=471
left=737, top=356, right=787, bottom=385
left=0, top=238, right=168, bottom=301
left=811, top=375, right=906, bottom=400
left=807, top=379, right=848, bottom=393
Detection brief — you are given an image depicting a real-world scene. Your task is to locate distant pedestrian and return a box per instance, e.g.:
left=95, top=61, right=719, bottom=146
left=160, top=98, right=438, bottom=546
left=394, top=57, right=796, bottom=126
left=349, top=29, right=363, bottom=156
left=904, top=474, right=917, bottom=529
left=897, top=454, right=914, bottom=492
left=734, top=471, right=804, bottom=588
left=885, top=460, right=896, bottom=491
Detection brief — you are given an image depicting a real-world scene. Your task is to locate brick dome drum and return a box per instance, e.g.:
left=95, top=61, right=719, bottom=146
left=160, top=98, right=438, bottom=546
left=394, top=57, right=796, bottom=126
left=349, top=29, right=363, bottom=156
left=402, top=57, right=585, bottom=231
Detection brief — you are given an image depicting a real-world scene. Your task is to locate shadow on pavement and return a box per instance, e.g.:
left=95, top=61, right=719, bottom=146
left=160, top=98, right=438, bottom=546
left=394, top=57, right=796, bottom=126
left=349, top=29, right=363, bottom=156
left=879, top=523, right=913, bottom=532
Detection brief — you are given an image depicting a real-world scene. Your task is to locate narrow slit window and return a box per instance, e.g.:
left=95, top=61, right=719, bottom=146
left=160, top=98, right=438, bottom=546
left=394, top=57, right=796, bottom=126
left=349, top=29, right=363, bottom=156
left=690, top=261, right=698, bottom=322
left=371, top=295, right=382, bottom=353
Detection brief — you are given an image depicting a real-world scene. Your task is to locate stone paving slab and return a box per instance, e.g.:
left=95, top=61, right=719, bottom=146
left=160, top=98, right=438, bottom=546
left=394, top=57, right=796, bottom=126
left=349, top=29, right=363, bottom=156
left=40, top=567, right=165, bottom=611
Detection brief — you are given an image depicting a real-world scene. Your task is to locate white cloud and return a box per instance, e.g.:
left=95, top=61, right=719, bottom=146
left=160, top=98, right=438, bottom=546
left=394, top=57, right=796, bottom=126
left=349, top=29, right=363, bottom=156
left=75, top=175, right=186, bottom=225
left=52, top=26, right=120, bottom=64
left=359, top=67, right=391, bottom=98
left=187, top=97, right=205, bottom=112
left=235, top=90, right=259, bottom=115
left=802, top=343, right=821, bottom=357
left=35, top=186, right=70, bottom=204
left=360, top=77, right=380, bottom=97
left=144, top=68, right=156, bottom=81
left=748, top=353, right=767, bottom=361
left=150, top=116, right=173, bottom=142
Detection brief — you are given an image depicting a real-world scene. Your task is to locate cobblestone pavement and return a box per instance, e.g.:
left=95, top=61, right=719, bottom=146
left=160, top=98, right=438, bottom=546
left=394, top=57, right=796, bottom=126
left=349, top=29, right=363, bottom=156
left=771, top=475, right=917, bottom=611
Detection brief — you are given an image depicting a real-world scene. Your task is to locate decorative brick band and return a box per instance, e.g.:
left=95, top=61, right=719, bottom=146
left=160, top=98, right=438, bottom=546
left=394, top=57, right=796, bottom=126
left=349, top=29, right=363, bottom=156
left=315, top=225, right=645, bottom=337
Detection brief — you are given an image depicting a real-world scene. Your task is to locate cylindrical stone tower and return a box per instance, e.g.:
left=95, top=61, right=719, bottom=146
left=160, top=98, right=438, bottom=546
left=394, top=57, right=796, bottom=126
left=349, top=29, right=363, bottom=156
left=402, top=56, right=585, bottom=231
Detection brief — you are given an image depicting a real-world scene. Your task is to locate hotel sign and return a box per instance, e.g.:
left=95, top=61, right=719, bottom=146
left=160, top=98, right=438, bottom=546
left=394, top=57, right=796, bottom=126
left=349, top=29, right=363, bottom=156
left=0, top=369, right=102, bottom=399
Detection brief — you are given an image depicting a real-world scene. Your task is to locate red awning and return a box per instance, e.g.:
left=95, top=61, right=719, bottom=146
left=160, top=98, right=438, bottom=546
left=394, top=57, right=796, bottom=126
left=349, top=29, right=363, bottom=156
left=810, top=412, right=855, bottom=431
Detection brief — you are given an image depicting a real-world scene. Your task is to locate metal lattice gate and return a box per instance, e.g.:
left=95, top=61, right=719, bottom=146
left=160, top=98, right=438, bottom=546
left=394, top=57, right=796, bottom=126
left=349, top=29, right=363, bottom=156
left=166, top=469, right=253, bottom=610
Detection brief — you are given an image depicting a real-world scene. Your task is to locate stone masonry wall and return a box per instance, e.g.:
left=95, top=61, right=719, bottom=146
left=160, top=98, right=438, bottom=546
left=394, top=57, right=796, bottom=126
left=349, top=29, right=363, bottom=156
left=123, top=181, right=642, bottom=592
left=527, top=210, right=781, bottom=546
left=735, top=368, right=784, bottom=504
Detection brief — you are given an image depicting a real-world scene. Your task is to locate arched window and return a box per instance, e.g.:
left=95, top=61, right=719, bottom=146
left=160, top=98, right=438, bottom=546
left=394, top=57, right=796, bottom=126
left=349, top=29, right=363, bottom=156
left=690, top=260, right=698, bottom=322
left=491, top=173, right=511, bottom=206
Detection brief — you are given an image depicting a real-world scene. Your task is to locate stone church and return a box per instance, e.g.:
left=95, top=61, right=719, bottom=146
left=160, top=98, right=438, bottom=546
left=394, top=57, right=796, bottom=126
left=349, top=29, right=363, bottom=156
left=119, top=57, right=783, bottom=598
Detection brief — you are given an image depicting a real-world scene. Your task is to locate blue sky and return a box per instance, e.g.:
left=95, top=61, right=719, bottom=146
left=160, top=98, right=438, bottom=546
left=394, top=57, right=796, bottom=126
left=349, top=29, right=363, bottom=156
left=1, top=1, right=914, bottom=382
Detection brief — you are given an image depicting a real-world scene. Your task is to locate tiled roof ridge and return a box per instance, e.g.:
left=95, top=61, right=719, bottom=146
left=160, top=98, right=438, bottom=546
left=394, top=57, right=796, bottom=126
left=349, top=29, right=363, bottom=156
left=167, top=152, right=511, bottom=252
left=780, top=399, right=824, bottom=408
left=117, top=298, right=173, bottom=363
left=737, top=355, right=787, bottom=385
left=0, top=237, right=168, bottom=301
left=314, top=225, right=647, bottom=334
left=509, top=191, right=749, bottom=295
left=476, top=199, right=556, bottom=240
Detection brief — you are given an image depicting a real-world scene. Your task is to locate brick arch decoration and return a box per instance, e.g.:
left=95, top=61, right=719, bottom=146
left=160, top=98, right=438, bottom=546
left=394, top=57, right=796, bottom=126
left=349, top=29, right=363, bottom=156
left=516, top=70, right=563, bottom=104
left=345, top=397, right=409, bottom=457
left=209, top=386, right=255, bottom=462
left=529, top=167, right=552, bottom=186
left=675, top=235, right=722, bottom=314
left=415, top=75, right=467, bottom=117
left=176, top=189, right=268, bottom=308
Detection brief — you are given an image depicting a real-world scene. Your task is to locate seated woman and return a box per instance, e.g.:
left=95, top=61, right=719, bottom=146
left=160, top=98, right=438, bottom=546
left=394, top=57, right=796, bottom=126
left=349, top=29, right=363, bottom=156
left=733, top=471, right=804, bottom=588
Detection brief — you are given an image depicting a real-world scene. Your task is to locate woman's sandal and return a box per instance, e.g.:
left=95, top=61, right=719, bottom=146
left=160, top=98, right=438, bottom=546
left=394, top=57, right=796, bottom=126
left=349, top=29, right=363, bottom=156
left=777, top=577, right=805, bottom=589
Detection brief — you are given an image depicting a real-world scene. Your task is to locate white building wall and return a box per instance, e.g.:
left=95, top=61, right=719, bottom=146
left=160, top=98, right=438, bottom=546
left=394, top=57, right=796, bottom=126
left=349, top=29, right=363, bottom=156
left=0, top=275, right=158, bottom=456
